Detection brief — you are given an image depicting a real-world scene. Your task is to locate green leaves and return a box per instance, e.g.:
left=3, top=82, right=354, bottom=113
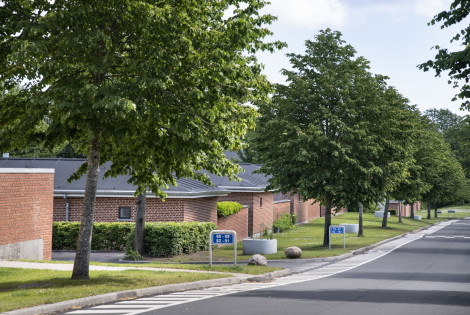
left=419, top=0, right=470, bottom=110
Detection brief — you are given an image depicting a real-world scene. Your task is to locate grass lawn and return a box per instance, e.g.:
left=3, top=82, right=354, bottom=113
left=432, top=204, right=470, bottom=218
left=199, top=212, right=448, bottom=261
left=0, top=268, right=233, bottom=313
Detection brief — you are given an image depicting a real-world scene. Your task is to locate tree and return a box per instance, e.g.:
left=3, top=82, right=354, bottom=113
left=419, top=0, right=470, bottom=109
left=253, top=30, right=410, bottom=247
left=0, top=0, right=283, bottom=279
left=391, top=115, right=469, bottom=219
left=424, top=108, right=462, bottom=133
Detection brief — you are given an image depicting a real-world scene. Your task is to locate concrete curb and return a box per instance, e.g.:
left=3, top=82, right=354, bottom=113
left=3, top=275, right=251, bottom=315
left=4, top=220, right=450, bottom=315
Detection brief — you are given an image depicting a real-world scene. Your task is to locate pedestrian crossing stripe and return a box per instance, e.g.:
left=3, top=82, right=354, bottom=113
left=65, top=220, right=463, bottom=315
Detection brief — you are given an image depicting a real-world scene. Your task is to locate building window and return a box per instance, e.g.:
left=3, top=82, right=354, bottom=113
left=298, top=194, right=301, bottom=201
left=260, top=198, right=263, bottom=208
left=119, top=207, right=131, bottom=220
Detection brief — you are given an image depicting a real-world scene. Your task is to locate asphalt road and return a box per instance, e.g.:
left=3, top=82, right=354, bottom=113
left=64, top=219, right=470, bottom=315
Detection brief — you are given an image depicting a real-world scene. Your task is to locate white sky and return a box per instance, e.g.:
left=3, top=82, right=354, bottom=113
left=257, top=0, right=468, bottom=115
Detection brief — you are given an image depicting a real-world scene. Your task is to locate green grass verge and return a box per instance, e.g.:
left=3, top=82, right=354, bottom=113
left=16, top=260, right=282, bottom=275
left=434, top=205, right=470, bottom=218
left=0, top=268, right=232, bottom=313
left=207, top=212, right=448, bottom=261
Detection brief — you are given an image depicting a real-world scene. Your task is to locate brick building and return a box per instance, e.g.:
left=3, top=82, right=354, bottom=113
left=0, top=168, right=54, bottom=260
left=0, top=158, right=342, bottom=240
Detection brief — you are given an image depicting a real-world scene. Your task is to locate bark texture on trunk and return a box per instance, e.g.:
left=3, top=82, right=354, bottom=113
left=434, top=204, right=438, bottom=218
left=358, top=203, right=363, bottom=237
left=382, top=197, right=390, bottom=227
left=72, top=137, right=100, bottom=280
left=323, top=197, right=332, bottom=247
left=134, top=191, right=147, bottom=255
left=398, top=201, right=402, bottom=223
left=427, top=201, right=431, bottom=219
left=410, top=202, right=414, bottom=218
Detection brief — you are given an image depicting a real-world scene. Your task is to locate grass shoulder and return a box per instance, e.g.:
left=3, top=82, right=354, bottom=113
left=0, top=268, right=232, bottom=313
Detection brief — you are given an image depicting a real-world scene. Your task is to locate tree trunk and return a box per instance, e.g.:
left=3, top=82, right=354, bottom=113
left=323, top=197, right=332, bottom=247
left=398, top=201, right=402, bottom=223
left=434, top=204, right=438, bottom=218
left=358, top=203, right=363, bottom=237
left=410, top=202, right=414, bottom=218
left=71, top=137, right=100, bottom=280
left=134, top=191, right=147, bottom=255
left=382, top=197, right=390, bottom=227
left=427, top=201, right=431, bottom=219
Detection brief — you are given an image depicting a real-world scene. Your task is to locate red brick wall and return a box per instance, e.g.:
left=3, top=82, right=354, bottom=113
left=307, top=200, right=321, bottom=221
left=184, top=197, right=218, bottom=223
left=217, top=206, right=248, bottom=239
left=0, top=170, right=54, bottom=260
left=389, top=202, right=422, bottom=217
left=54, top=196, right=218, bottom=224
left=218, top=192, right=254, bottom=234
left=252, top=192, right=273, bottom=235
left=273, top=200, right=290, bottom=220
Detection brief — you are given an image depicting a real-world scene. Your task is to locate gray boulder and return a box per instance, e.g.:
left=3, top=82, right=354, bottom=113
left=248, top=254, right=268, bottom=266
left=285, top=246, right=302, bottom=259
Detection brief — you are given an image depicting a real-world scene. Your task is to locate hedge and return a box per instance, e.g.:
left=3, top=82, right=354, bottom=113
left=217, top=201, right=243, bottom=217
left=127, top=221, right=217, bottom=257
left=53, top=222, right=133, bottom=251
left=53, top=221, right=216, bottom=257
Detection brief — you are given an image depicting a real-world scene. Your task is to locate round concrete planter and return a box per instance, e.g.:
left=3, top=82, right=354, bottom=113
left=242, top=239, right=277, bottom=255
left=414, top=215, right=422, bottom=220
left=340, top=223, right=359, bottom=233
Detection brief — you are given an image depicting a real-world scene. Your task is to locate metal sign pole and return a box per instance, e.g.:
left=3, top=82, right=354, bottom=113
left=329, top=227, right=331, bottom=250
left=209, top=230, right=237, bottom=266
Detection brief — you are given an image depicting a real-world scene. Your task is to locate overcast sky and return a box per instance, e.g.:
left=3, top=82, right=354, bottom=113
left=257, top=0, right=468, bottom=115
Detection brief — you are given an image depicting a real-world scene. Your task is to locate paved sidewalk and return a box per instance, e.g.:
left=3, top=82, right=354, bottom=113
left=2, top=220, right=454, bottom=315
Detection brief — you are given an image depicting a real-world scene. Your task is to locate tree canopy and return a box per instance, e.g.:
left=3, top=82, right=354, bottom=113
left=253, top=30, right=412, bottom=246
left=0, top=0, right=284, bottom=279
left=419, top=0, right=470, bottom=109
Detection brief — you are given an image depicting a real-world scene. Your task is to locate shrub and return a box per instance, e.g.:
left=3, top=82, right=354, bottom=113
left=273, top=213, right=295, bottom=232
left=217, top=201, right=243, bottom=218
left=53, top=222, right=133, bottom=250
left=126, top=221, right=217, bottom=257
left=53, top=221, right=216, bottom=257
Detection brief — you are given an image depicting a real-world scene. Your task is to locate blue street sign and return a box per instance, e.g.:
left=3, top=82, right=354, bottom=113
left=329, top=225, right=346, bottom=250
left=209, top=230, right=237, bottom=266
left=330, top=226, right=345, bottom=234
left=212, top=233, right=234, bottom=245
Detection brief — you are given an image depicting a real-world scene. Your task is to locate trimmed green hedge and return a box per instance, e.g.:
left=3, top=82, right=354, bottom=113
left=53, top=221, right=216, bottom=257
left=127, top=222, right=217, bottom=257
left=217, top=201, right=243, bottom=218
left=53, top=222, right=133, bottom=251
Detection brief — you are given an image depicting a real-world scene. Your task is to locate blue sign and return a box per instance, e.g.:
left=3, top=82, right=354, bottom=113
left=330, top=226, right=345, bottom=234
left=448, top=210, right=456, bottom=213
left=212, top=233, right=234, bottom=245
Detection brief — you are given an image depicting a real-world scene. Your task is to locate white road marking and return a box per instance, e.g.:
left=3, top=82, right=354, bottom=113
left=65, top=220, right=460, bottom=315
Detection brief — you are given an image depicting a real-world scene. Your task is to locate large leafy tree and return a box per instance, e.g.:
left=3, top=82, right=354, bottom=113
left=419, top=0, right=470, bottom=109
left=424, top=108, right=462, bottom=133
left=0, top=0, right=283, bottom=279
left=254, top=30, right=410, bottom=247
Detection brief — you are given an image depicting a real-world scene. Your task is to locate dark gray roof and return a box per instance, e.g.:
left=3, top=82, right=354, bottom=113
left=0, top=158, right=271, bottom=196
left=0, top=158, right=229, bottom=198
left=204, top=163, right=271, bottom=192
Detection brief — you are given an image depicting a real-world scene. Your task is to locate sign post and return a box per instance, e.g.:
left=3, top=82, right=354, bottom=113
left=329, top=225, right=345, bottom=250
left=209, top=230, right=237, bottom=266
